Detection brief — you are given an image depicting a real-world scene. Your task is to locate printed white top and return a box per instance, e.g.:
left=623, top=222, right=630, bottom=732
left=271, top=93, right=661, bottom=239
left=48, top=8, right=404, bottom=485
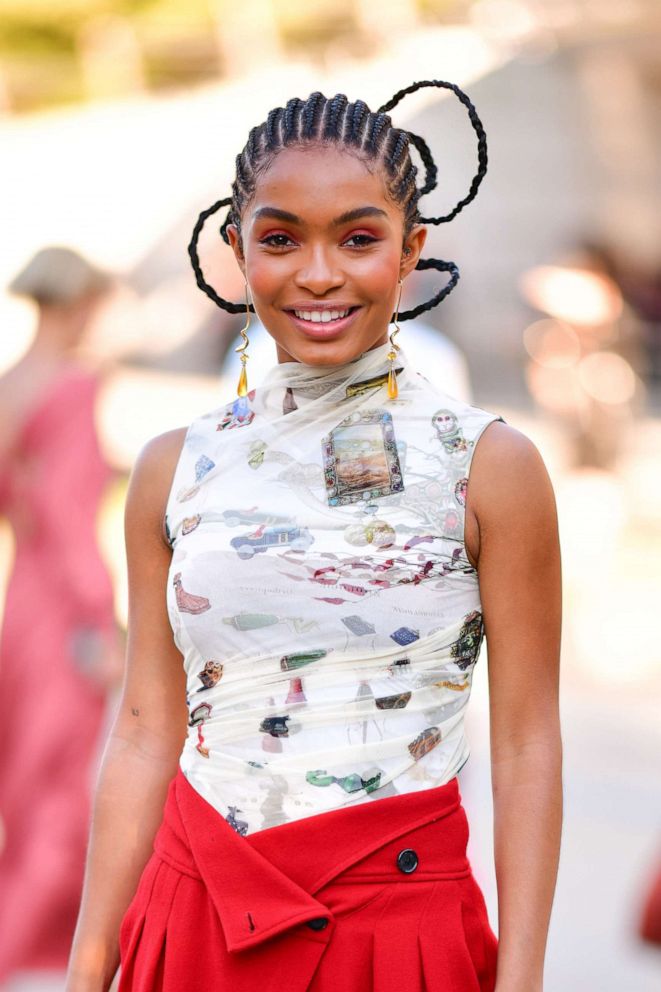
left=164, top=338, right=505, bottom=836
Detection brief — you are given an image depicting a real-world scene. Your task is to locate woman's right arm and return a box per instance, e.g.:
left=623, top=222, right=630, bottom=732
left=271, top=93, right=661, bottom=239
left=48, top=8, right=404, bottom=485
left=65, top=427, right=190, bottom=992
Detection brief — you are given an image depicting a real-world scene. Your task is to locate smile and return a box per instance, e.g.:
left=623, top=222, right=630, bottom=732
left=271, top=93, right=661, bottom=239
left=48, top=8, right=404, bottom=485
left=293, top=308, right=351, bottom=323
left=284, top=305, right=361, bottom=338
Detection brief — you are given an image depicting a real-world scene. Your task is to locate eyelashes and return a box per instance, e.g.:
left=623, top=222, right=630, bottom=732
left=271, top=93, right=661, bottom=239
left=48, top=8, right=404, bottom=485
left=258, top=232, right=380, bottom=250
left=259, top=233, right=295, bottom=248
left=344, top=233, right=379, bottom=248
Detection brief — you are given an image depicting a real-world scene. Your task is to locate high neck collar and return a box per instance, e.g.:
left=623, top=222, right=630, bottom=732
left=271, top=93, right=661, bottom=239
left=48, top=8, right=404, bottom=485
left=255, top=339, right=409, bottom=419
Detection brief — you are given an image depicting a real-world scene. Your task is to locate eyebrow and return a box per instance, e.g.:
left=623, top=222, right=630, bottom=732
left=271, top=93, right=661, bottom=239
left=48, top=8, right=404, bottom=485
left=252, top=206, right=388, bottom=226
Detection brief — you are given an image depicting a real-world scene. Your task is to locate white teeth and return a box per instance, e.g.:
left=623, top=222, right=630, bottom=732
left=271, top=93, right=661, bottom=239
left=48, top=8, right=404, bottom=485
left=293, top=308, right=351, bottom=322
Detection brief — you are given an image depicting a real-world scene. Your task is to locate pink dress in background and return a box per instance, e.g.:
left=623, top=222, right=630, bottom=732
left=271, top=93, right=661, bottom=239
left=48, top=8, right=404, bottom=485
left=0, top=365, right=117, bottom=982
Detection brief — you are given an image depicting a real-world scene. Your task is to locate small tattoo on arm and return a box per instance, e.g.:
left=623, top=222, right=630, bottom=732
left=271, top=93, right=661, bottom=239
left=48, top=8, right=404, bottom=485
left=131, top=707, right=140, bottom=716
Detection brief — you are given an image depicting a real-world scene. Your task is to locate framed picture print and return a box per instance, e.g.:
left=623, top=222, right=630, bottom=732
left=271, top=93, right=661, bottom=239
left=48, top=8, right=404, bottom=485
left=321, top=409, right=404, bottom=507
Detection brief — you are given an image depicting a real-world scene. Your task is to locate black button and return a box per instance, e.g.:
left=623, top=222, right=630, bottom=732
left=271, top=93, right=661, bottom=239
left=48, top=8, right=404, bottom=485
left=396, top=848, right=419, bottom=873
left=306, top=916, right=329, bottom=930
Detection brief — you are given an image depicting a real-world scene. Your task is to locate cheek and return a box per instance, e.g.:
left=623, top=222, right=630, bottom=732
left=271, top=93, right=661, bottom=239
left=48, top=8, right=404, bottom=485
left=352, top=253, right=401, bottom=300
left=244, top=255, right=285, bottom=304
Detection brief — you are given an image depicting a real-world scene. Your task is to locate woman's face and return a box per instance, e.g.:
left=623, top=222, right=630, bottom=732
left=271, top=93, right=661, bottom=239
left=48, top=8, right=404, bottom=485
left=226, top=144, right=426, bottom=366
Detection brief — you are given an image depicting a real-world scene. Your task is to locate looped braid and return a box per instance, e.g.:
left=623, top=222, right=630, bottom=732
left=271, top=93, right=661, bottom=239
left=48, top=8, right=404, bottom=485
left=188, top=197, right=255, bottom=315
left=397, top=258, right=460, bottom=322
left=378, top=79, right=487, bottom=224
left=188, top=81, right=488, bottom=319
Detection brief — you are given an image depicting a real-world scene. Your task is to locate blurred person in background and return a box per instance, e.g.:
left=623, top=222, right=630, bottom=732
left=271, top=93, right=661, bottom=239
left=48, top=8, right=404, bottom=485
left=0, top=247, right=124, bottom=992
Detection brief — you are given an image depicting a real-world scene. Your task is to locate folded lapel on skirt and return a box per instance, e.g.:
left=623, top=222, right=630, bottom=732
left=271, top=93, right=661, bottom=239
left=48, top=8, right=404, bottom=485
left=173, top=770, right=333, bottom=952
left=170, top=766, right=466, bottom=954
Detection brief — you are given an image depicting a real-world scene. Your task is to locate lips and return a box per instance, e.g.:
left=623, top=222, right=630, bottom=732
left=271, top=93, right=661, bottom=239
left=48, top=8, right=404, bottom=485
left=283, top=305, right=362, bottom=338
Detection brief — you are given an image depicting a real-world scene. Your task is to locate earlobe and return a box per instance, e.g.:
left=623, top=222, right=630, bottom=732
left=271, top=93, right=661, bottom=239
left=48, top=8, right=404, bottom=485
left=401, top=224, right=428, bottom=273
left=400, top=244, right=416, bottom=278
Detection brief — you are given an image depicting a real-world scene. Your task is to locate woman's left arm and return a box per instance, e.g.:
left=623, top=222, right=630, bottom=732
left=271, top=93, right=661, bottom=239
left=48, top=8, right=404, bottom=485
left=469, top=421, right=563, bottom=992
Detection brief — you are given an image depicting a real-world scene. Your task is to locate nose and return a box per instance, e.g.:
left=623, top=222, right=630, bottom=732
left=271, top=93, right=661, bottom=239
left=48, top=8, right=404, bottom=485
left=293, top=244, right=345, bottom=296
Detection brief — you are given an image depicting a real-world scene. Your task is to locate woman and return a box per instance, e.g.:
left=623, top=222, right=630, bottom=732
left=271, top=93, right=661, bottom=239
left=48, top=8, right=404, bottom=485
left=67, top=82, right=562, bottom=992
left=0, top=246, right=124, bottom=988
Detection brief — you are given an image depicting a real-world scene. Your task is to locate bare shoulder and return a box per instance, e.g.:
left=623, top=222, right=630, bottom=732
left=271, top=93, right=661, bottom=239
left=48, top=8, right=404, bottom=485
left=468, top=419, right=557, bottom=531
left=125, top=426, right=189, bottom=549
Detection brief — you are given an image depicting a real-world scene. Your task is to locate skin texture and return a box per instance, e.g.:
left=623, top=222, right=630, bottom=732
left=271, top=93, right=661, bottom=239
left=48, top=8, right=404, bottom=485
left=66, top=143, right=562, bottom=992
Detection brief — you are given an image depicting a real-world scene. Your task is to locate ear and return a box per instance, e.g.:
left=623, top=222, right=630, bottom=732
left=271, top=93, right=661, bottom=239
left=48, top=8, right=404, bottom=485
left=400, top=224, right=427, bottom=279
left=226, top=224, right=246, bottom=276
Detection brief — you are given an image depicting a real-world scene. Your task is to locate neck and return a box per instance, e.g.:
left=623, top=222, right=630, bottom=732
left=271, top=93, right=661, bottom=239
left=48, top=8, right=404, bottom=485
left=273, top=333, right=390, bottom=369
left=254, top=338, right=407, bottom=421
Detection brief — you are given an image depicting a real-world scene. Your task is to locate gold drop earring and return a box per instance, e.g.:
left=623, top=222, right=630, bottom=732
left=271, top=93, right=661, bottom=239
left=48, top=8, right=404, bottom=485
left=235, top=280, right=251, bottom=398
left=387, top=278, right=403, bottom=400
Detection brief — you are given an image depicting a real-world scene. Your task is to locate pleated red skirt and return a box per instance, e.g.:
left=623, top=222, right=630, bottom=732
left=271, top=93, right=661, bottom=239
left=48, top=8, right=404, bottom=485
left=118, top=767, right=498, bottom=991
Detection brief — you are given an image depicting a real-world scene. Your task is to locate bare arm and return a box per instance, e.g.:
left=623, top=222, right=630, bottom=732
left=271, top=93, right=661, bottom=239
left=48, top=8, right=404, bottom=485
left=65, top=427, right=190, bottom=992
left=467, top=422, right=563, bottom=992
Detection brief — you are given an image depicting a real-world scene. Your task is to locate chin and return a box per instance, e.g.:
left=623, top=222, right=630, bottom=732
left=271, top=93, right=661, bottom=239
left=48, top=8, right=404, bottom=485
left=279, top=333, right=388, bottom=366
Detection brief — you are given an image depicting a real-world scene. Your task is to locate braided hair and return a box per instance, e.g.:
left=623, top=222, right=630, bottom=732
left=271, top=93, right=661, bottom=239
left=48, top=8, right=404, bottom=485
left=188, top=79, right=488, bottom=322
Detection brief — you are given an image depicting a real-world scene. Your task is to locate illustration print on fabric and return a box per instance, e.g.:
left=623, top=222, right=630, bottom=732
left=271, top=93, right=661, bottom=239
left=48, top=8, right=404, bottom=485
left=409, top=727, right=442, bottom=760
left=230, top=523, right=314, bottom=559
left=431, top=409, right=469, bottom=454
left=173, top=572, right=211, bottom=614
left=226, top=807, right=249, bottom=836
left=216, top=392, right=256, bottom=431
left=451, top=610, right=485, bottom=670
left=321, top=408, right=404, bottom=507
left=182, top=513, right=202, bottom=535
left=305, top=767, right=383, bottom=793
left=189, top=701, right=212, bottom=757
left=196, top=660, right=223, bottom=690
left=177, top=453, right=215, bottom=502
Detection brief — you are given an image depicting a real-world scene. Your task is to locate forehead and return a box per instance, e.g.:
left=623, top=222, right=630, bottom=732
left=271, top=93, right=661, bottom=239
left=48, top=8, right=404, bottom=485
left=245, top=144, right=397, bottom=226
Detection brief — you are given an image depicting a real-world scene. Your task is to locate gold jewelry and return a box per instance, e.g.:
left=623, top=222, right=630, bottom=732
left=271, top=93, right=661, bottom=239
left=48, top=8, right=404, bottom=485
left=235, top=280, right=251, bottom=397
left=387, top=278, right=403, bottom=400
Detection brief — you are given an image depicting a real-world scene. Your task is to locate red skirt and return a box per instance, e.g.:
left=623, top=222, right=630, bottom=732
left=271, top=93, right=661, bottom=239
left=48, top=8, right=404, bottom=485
left=118, top=767, right=498, bottom=991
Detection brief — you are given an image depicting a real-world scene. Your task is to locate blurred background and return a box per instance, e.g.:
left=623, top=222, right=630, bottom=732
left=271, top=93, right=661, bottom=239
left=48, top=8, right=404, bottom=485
left=0, top=0, right=660, bottom=989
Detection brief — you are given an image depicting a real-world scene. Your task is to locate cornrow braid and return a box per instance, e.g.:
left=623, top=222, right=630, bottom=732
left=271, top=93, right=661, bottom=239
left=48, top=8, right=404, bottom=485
left=188, top=79, right=488, bottom=321
left=323, top=93, right=348, bottom=139
left=346, top=99, right=370, bottom=145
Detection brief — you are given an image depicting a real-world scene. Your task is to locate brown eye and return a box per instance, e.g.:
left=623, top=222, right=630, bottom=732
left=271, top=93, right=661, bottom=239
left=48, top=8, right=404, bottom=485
left=343, top=234, right=379, bottom=248
left=259, top=233, right=296, bottom=248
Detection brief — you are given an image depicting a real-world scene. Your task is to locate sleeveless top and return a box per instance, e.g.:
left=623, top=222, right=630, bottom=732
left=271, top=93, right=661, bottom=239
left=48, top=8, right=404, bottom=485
left=164, top=338, right=505, bottom=836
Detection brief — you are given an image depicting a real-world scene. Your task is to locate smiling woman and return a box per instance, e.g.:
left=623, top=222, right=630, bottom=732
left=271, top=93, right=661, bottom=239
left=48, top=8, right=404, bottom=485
left=66, top=83, right=562, bottom=992
left=226, top=145, right=424, bottom=367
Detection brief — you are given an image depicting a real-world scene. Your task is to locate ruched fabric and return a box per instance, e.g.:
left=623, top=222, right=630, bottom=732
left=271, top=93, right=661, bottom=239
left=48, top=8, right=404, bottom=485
left=118, top=766, right=498, bottom=991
